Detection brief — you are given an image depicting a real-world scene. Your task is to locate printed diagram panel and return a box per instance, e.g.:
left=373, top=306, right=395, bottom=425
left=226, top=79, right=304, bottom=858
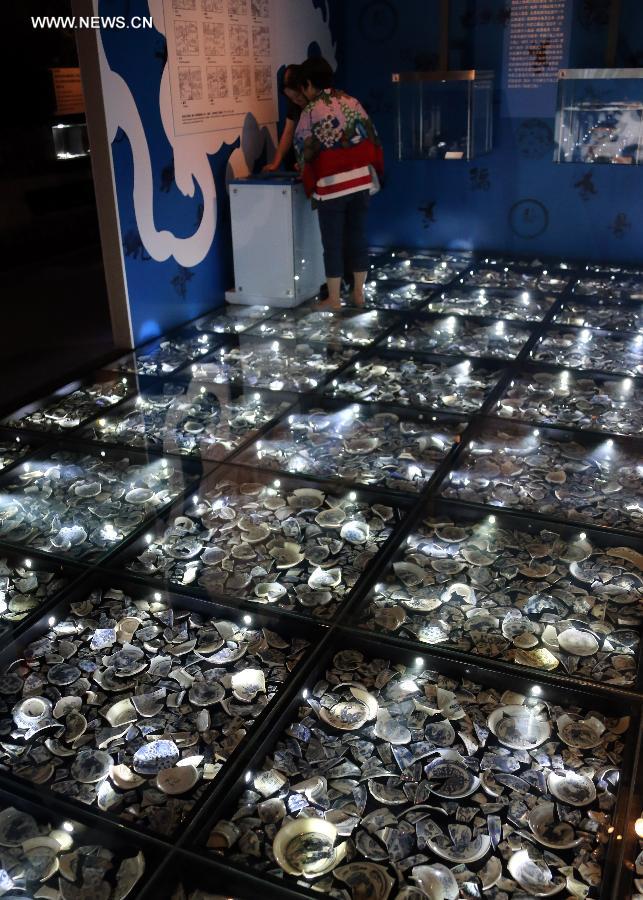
left=163, top=0, right=276, bottom=135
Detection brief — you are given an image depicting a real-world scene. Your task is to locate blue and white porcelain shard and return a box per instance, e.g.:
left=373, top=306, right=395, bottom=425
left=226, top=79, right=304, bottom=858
left=507, top=849, right=566, bottom=896
left=488, top=703, right=552, bottom=750
left=12, top=697, right=52, bottom=730
left=132, top=740, right=180, bottom=775
left=0, top=807, right=39, bottom=846
left=547, top=770, right=597, bottom=806
left=70, top=749, right=113, bottom=784
left=272, top=818, right=345, bottom=878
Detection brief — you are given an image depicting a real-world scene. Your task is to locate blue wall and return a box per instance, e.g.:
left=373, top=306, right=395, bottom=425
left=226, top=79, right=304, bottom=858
left=332, top=0, right=643, bottom=264
left=100, top=0, right=238, bottom=344
left=98, top=0, right=336, bottom=346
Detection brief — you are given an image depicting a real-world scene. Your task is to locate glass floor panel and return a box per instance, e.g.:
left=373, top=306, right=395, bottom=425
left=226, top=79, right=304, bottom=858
left=204, top=643, right=632, bottom=900
left=531, top=326, right=643, bottom=375
left=325, top=353, right=504, bottom=414
left=0, top=582, right=312, bottom=836
left=478, top=254, right=576, bottom=272
left=107, top=332, right=223, bottom=377
left=386, top=315, right=533, bottom=360
left=1, top=374, right=135, bottom=434
left=120, top=467, right=401, bottom=622
left=0, top=449, right=195, bottom=561
left=354, top=508, right=643, bottom=686
left=79, top=380, right=293, bottom=463
left=555, top=297, right=643, bottom=333
left=441, top=421, right=643, bottom=534
left=357, top=279, right=435, bottom=310
left=575, top=274, right=643, bottom=298
left=425, top=286, right=556, bottom=322
left=189, top=303, right=273, bottom=334
left=245, top=307, right=395, bottom=347
left=0, top=434, right=34, bottom=473
left=0, top=792, right=155, bottom=897
left=236, top=403, right=465, bottom=494
left=188, top=338, right=356, bottom=393
left=495, top=368, right=643, bottom=435
left=0, top=552, right=71, bottom=641
left=462, top=268, right=568, bottom=294
left=369, top=254, right=462, bottom=284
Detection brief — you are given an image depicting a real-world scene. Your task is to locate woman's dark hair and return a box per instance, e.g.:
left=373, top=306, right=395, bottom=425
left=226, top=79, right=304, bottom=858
left=282, top=64, right=302, bottom=92
left=299, top=56, right=334, bottom=90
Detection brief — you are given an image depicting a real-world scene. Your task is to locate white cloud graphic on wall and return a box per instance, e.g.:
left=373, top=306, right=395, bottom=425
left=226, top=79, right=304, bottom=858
left=96, top=0, right=335, bottom=268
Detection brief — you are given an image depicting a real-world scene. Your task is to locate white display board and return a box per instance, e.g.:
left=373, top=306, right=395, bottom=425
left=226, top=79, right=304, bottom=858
left=163, top=0, right=277, bottom=136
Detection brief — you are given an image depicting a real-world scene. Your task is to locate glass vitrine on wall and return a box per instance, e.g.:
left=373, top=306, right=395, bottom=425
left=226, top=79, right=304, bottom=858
left=51, top=122, right=89, bottom=160
left=555, top=68, right=643, bottom=165
left=393, top=69, right=494, bottom=160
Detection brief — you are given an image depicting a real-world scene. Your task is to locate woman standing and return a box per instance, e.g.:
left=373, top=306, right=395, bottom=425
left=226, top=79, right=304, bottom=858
left=294, top=57, right=384, bottom=307
left=263, top=65, right=307, bottom=173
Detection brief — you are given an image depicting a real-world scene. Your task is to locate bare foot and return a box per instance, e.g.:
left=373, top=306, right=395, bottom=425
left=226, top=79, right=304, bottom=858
left=314, top=297, right=342, bottom=311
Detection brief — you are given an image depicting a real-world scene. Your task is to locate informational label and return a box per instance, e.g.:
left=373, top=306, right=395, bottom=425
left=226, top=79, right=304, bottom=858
left=507, top=0, right=567, bottom=89
left=503, top=0, right=572, bottom=117
left=51, top=68, right=85, bottom=115
left=163, top=0, right=277, bottom=136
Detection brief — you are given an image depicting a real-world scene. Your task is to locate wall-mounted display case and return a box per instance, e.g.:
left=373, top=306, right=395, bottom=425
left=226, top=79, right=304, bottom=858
left=392, top=69, right=494, bottom=160
left=555, top=68, right=643, bottom=164
left=51, top=122, right=89, bottom=160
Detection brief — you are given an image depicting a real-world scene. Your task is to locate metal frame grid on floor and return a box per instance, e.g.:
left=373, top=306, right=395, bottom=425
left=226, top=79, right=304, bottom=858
left=0, top=249, right=641, bottom=899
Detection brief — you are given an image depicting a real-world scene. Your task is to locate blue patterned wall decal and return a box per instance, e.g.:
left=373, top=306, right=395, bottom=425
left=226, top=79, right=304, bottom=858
left=98, top=0, right=336, bottom=345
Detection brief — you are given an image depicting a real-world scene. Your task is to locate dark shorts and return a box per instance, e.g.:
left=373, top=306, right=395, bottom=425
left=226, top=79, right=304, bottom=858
left=316, top=189, right=370, bottom=278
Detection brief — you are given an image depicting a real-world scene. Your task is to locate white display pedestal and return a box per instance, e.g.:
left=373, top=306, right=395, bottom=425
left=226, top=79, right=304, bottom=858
left=225, top=175, right=325, bottom=308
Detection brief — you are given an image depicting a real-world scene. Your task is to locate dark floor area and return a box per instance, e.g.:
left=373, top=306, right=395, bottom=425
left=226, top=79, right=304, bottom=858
left=0, top=243, right=116, bottom=411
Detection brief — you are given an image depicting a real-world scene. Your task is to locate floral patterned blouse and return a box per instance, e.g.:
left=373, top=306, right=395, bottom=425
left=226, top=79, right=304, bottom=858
left=294, top=89, right=384, bottom=200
